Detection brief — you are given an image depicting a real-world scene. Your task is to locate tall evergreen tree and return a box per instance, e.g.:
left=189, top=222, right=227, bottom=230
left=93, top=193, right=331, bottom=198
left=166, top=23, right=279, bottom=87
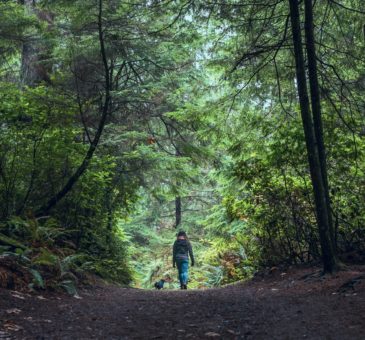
left=288, top=0, right=338, bottom=273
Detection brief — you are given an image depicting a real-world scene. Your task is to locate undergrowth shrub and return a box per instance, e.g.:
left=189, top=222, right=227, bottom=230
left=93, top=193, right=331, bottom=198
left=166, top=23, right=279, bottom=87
left=0, top=216, right=132, bottom=292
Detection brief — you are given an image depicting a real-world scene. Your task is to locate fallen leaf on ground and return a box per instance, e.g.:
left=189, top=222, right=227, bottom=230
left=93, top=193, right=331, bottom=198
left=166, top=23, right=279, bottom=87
left=3, top=321, right=23, bottom=332
left=204, top=332, right=221, bottom=337
left=5, top=308, right=21, bottom=315
left=11, top=293, right=25, bottom=300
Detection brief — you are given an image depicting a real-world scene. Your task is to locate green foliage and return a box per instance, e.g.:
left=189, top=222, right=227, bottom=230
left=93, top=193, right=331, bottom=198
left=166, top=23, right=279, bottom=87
left=0, top=0, right=364, bottom=290
left=0, top=232, right=27, bottom=250
left=0, top=216, right=132, bottom=291
left=59, top=280, right=77, bottom=296
left=29, top=268, right=45, bottom=289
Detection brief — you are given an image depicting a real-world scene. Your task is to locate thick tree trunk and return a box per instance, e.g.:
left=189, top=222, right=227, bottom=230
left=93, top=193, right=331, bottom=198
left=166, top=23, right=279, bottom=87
left=21, top=0, right=53, bottom=86
left=288, top=0, right=338, bottom=273
left=21, top=41, right=43, bottom=86
left=304, top=0, right=336, bottom=251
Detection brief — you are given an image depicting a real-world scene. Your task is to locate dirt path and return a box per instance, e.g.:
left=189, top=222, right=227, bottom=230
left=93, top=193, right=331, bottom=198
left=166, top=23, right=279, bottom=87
left=1, top=266, right=365, bottom=339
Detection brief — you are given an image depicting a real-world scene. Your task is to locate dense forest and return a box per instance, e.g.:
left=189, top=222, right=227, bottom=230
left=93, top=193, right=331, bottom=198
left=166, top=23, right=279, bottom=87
left=0, top=0, right=364, bottom=293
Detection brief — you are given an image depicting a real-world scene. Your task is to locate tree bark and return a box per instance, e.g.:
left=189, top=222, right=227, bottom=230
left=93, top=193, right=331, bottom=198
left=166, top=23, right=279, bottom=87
left=304, top=0, right=336, bottom=251
left=175, top=196, right=181, bottom=228
left=174, top=145, right=182, bottom=228
left=288, top=0, right=338, bottom=273
left=21, top=0, right=53, bottom=86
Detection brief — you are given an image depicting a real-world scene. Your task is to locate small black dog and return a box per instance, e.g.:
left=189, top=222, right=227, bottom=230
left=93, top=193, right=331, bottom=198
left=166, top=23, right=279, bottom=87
left=154, top=279, right=165, bottom=290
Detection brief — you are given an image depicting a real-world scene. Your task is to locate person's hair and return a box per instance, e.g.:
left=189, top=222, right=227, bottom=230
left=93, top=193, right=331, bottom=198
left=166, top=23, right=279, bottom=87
left=177, top=230, right=187, bottom=238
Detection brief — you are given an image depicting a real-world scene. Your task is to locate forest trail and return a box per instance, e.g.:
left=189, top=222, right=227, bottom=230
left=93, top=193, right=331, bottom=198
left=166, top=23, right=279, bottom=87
left=1, top=266, right=364, bottom=340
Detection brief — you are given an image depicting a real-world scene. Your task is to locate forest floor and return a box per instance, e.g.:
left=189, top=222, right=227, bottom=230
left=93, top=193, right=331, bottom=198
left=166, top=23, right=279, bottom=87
left=0, top=265, right=364, bottom=340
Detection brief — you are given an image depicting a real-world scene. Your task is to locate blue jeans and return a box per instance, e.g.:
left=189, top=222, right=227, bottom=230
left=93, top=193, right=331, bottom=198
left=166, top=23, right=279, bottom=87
left=176, top=259, right=189, bottom=285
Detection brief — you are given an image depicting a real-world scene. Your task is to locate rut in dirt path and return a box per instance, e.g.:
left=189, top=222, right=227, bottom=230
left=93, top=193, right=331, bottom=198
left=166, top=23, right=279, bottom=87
left=1, top=276, right=365, bottom=340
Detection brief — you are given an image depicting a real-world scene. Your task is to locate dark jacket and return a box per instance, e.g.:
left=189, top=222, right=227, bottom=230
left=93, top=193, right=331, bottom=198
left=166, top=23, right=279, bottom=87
left=173, top=239, right=194, bottom=267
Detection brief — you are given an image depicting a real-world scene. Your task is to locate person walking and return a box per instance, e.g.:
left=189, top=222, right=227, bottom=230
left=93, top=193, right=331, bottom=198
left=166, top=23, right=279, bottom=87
left=172, top=230, right=194, bottom=289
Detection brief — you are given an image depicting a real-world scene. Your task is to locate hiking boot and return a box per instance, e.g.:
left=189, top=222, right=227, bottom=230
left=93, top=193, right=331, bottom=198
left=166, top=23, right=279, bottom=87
left=183, top=284, right=187, bottom=290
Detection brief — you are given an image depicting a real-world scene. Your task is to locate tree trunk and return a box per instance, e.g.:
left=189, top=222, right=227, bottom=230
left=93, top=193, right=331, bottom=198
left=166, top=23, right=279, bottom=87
left=304, top=0, right=336, bottom=251
left=288, top=0, right=338, bottom=273
left=175, top=196, right=181, bottom=228
left=21, top=0, right=53, bottom=86
left=174, top=146, right=182, bottom=228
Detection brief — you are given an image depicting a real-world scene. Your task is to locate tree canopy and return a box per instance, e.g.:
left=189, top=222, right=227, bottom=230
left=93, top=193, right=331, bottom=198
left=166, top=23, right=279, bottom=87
left=0, top=0, right=364, bottom=290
